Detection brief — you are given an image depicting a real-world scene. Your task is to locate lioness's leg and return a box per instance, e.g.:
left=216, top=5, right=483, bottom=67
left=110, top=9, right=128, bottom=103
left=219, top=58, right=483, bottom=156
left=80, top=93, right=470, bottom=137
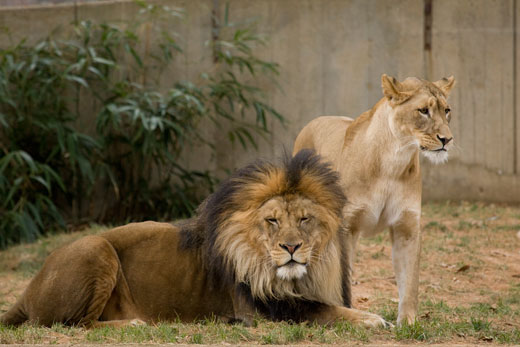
left=346, top=228, right=361, bottom=277
left=343, top=208, right=364, bottom=280
left=390, top=210, right=421, bottom=325
left=308, top=305, right=389, bottom=328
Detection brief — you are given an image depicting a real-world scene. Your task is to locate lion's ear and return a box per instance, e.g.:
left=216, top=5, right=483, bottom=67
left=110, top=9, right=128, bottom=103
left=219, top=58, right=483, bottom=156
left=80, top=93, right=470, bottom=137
left=433, top=76, right=456, bottom=96
left=381, top=74, right=412, bottom=105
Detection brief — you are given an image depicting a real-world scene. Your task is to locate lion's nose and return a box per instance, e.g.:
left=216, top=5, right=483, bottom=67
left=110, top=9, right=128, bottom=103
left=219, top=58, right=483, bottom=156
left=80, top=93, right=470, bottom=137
left=279, top=243, right=302, bottom=255
left=437, top=134, right=452, bottom=146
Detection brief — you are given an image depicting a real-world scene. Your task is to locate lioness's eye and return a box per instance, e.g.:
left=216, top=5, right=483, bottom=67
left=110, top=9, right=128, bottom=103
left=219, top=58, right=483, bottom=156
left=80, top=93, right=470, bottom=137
left=418, top=107, right=429, bottom=116
left=266, top=218, right=278, bottom=225
left=300, top=217, right=309, bottom=224
left=445, top=108, right=451, bottom=114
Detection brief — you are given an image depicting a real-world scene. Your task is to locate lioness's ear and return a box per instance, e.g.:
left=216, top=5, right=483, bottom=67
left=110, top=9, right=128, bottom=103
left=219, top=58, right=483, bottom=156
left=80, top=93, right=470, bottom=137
left=434, top=76, right=456, bottom=96
left=381, top=74, right=412, bottom=104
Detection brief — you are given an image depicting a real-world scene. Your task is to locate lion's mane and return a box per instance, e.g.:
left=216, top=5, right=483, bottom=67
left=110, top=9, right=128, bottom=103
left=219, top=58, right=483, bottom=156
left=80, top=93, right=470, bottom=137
left=179, top=150, right=351, bottom=321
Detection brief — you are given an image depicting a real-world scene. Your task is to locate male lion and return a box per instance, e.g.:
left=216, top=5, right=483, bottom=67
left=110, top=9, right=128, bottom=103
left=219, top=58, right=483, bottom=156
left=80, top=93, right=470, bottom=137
left=293, top=75, right=455, bottom=325
left=0, top=150, right=387, bottom=328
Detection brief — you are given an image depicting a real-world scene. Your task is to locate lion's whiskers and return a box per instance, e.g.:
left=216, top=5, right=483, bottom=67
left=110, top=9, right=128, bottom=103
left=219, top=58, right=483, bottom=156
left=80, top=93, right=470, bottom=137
left=448, top=143, right=463, bottom=157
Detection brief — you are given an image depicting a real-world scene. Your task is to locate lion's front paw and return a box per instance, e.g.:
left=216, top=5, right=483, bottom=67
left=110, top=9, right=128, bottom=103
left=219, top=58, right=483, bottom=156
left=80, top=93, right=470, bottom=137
left=336, top=307, right=393, bottom=328
left=129, top=319, right=147, bottom=327
left=360, top=312, right=393, bottom=328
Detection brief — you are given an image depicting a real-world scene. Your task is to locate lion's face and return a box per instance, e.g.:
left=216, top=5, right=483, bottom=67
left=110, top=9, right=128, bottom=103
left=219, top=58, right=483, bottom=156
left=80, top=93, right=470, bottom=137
left=382, top=75, right=456, bottom=164
left=257, top=196, right=332, bottom=281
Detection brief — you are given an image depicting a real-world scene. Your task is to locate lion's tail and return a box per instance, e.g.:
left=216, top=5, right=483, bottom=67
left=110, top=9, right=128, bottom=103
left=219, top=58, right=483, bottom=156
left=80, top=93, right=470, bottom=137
left=0, top=299, right=27, bottom=326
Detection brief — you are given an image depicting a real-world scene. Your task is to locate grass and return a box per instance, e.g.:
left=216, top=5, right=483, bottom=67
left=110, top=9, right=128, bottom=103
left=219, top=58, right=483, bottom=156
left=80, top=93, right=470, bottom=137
left=1, top=201, right=520, bottom=345
left=0, top=225, right=108, bottom=277
left=1, top=313, right=518, bottom=344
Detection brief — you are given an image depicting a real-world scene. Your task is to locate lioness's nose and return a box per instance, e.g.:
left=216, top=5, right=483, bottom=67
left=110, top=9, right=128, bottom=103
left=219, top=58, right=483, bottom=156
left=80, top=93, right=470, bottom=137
left=437, top=134, right=452, bottom=146
left=279, top=243, right=302, bottom=255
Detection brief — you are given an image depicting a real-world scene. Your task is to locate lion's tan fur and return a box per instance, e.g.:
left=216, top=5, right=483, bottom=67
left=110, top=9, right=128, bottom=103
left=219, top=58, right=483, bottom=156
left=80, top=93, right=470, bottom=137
left=0, top=151, right=386, bottom=328
left=293, top=75, right=455, bottom=325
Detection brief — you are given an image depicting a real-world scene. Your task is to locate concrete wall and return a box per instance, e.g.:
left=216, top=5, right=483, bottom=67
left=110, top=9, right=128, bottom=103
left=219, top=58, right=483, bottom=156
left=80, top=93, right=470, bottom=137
left=1, top=0, right=519, bottom=202
left=1, top=0, right=99, bottom=7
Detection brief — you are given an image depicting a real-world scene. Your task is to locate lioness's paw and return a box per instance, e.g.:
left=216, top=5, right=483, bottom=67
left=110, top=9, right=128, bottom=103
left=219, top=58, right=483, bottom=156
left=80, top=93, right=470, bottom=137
left=396, top=313, right=416, bottom=327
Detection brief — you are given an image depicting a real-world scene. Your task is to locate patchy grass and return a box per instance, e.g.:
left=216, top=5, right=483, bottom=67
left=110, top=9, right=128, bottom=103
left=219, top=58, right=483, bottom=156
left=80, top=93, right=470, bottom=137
left=1, top=201, right=520, bottom=345
left=0, top=225, right=108, bottom=277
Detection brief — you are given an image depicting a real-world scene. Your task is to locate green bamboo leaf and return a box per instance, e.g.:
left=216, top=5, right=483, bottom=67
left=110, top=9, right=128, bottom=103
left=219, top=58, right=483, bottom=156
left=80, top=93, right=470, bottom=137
left=0, top=152, right=14, bottom=173
left=26, top=202, right=44, bottom=228
left=224, top=3, right=229, bottom=25
left=17, top=151, right=37, bottom=172
left=20, top=211, right=39, bottom=242
left=32, top=175, right=51, bottom=191
left=3, top=180, right=22, bottom=208
left=44, top=165, right=65, bottom=191
left=234, top=129, right=247, bottom=149
left=93, top=56, right=115, bottom=66
left=238, top=127, right=257, bottom=149
left=65, top=74, right=89, bottom=88
left=254, top=102, right=266, bottom=130
left=125, top=43, right=143, bottom=67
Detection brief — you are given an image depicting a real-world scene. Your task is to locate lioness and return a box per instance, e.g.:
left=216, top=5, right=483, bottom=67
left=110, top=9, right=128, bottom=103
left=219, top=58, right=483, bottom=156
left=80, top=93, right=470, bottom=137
left=293, top=75, right=455, bottom=325
left=0, top=150, right=387, bottom=328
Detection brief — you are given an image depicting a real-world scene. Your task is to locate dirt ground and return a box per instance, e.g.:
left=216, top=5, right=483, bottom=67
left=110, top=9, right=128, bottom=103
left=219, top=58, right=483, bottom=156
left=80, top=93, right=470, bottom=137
left=354, top=202, right=520, bottom=316
left=0, top=201, right=519, bottom=345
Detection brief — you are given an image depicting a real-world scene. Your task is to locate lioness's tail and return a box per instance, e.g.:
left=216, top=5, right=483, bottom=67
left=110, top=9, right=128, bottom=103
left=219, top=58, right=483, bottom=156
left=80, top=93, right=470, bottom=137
left=0, top=300, right=27, bottom=326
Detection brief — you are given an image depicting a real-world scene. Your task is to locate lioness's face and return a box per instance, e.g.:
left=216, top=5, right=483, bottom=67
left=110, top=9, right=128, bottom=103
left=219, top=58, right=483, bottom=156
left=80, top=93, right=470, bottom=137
left=257, top=196, right=332, bottom=281
left=384, top=75, right=455, bottom=164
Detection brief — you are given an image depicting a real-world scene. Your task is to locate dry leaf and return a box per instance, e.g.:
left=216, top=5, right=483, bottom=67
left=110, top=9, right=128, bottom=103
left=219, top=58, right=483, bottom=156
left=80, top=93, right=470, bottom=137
left=357, top=297, right=369, bottom=303
left=456, top=264, right=470, bottom=273
left=420, top=311, right=431, bottom=319
left=479, top=336, right=493, bottom=342
left=512, top=274, right=520, bottom=278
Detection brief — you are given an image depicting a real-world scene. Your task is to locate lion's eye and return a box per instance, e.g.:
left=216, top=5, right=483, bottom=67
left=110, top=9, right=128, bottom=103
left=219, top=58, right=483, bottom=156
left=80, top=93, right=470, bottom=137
left=445, top=108, right=451, bottom=114
left=418, top=107, right=429, bottom=116
left=300, top=217, right=310, bottom=224
left=266, top=218, right=278, bottom=226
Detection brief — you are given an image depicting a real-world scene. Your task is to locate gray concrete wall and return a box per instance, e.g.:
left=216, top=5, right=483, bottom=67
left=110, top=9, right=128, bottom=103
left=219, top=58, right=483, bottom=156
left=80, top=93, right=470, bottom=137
left=1, top=0, right=99, bottom=7
left=1, top=0, right=519, bottom=202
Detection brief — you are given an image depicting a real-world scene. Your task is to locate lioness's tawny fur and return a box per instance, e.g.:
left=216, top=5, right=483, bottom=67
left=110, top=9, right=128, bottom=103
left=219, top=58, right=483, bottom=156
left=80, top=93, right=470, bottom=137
left=293, top=75, right=455, bottom=325
left=0, top=150, right=387, bottom=328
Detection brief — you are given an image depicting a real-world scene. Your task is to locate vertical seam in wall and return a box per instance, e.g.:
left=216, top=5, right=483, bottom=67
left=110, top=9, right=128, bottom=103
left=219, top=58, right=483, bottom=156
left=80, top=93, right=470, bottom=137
left=423, top=0, right=433, bottom=80
left=514, top=0, right=518, bottom=174
left=211, top=0, right=220, bottom=63
left=320, top=3, right=323, bottom=114
left=73, top=0, right=78, bottom=25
